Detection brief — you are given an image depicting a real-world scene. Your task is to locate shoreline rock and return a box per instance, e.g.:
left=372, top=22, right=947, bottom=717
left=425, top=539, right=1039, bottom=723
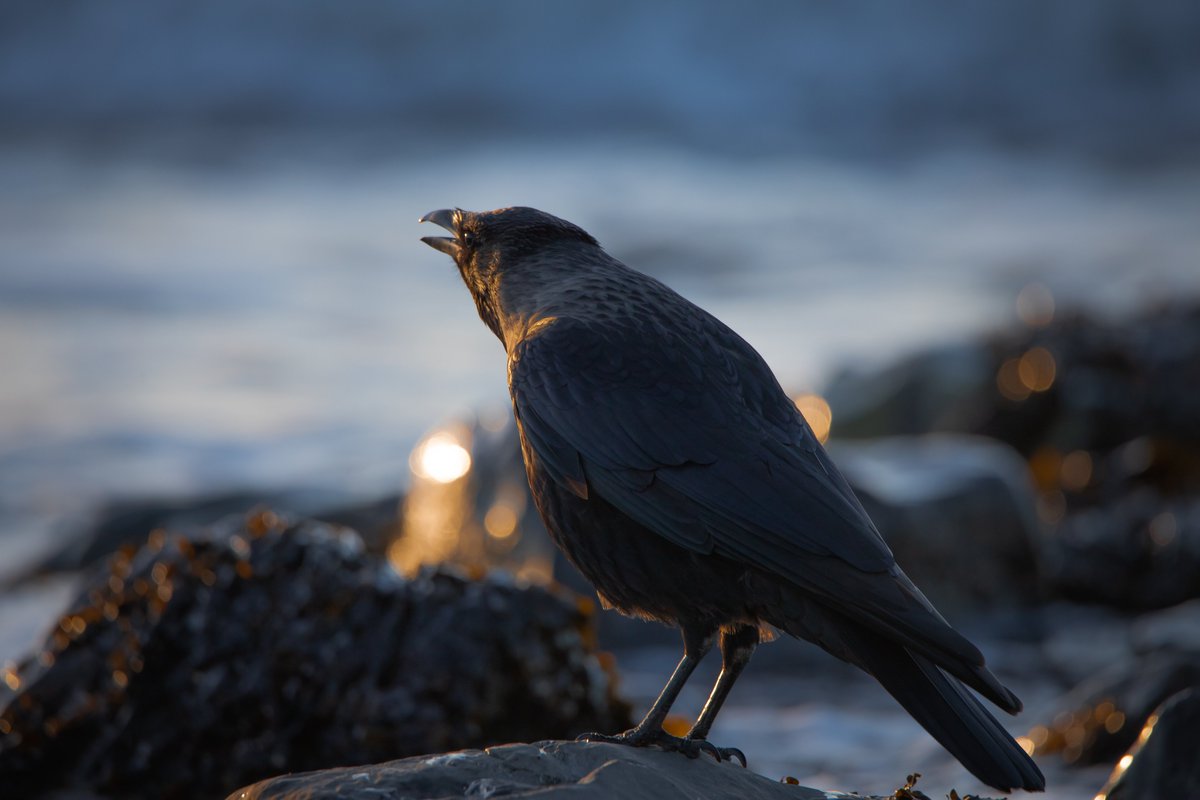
left=227, top=740, right=892, bottom=800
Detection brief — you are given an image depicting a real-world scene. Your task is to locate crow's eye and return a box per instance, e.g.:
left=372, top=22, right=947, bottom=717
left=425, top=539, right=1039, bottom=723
left=460, top=230, right=477, bottom=248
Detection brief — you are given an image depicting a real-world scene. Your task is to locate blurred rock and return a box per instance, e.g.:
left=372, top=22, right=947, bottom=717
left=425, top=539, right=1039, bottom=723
left=1044, top=489, right=1200, bottom=610
left=826, top=300, right=1200, bottom=460
left=1132, top=598, right=1200, bottom=655
left=830, top=435, right=1041, bottom=613
left=0, top=511, right=629, bottom=800
left=227, top=740, right=887, bottom=800
left=824, top=343, right=994, bottom=440
left=1026, top=649, right=1200, bottom=767
left=15, top=489, right=404, bottom=581
left=1097, top=688, right=1200, bottom=800
left=826, top=301, right=1200, bottom=610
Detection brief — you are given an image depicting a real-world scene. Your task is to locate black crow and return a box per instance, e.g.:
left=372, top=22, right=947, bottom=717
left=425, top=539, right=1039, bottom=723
left=419, top=206, right=1044, bottom=792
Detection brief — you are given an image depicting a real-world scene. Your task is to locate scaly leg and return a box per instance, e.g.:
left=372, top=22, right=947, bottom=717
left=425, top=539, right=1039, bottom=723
left=578, top=625, right=714, bottom=757
left=684, top=624, right=759, bottom=766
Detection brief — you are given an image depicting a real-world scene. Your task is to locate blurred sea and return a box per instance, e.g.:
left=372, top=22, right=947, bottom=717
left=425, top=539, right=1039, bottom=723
left=1, top=3, right=1199, bottom=796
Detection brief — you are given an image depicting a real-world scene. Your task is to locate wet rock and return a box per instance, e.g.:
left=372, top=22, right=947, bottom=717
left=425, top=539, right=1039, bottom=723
left=0, top=512, right=629, bottom=800
left=1025, top=649, right=1200, bottom=767
left=227, top=740, right=888, bottom=800
left=1097, top=688, right=1200, bottom=800
left=826, top=301, right=1200, bottom=458
left=1132, top=598, right=1200, bottom=655
left=829, top=435, right=1042, bottom=613
left=1044, top=489, right=1200, bottom=610
left=826, top=302, right=1200, bottom=611
left=17, top=488, right=404, bottom=580
left=824, top=342, right=994, bottom=440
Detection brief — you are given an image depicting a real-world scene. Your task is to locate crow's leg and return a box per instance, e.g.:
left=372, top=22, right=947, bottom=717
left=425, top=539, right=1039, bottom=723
left=577, top=625, right=714, bottom=757
left=684, top=624, right=759, bottom=766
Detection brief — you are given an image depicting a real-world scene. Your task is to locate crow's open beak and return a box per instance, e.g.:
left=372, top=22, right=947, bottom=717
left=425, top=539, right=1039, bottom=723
left=419, top=209, right=462, bottom=259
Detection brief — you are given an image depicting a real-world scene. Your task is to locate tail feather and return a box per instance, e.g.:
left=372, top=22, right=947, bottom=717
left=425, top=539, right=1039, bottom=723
left=842, top=624, right=1045, bottom=792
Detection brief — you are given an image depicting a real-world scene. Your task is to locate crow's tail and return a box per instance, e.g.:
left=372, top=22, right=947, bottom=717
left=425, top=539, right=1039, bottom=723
left=837, top=624, right=1045, bottom=792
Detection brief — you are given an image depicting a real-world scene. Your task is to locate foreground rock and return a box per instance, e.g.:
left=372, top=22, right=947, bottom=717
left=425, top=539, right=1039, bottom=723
left=1026, top=649, right=1200, bottom=767
left=228, top=740, right=888, bottom=800
left=0, top=512, right=628, bottom=800
left=1097, top=688, right=1200, bottom=800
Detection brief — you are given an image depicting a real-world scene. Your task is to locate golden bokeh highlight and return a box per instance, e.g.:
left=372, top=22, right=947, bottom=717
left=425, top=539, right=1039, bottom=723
left=410, top=431, right=473, bottom=484
left=793, top=393, right=832, bottom=443
left=394, top=426, right=475, bottom=576
left=1060, top=450, right=1093, bottom=491
left=1018, top=346, right=1056, bottom=392
left=996, top=358, right=1030, bottom=401
left=484, top=503, right=519, bottom=539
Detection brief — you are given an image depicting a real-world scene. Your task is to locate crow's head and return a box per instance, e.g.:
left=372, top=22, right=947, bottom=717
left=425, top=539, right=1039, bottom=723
left=420, top=206, right=599, bottom=340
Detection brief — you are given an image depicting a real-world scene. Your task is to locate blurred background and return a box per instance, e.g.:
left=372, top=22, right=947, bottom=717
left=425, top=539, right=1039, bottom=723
left=2, top=2, right=1200, bottom=798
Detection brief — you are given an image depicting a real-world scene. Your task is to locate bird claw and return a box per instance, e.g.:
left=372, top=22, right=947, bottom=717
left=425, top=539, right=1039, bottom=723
left=697, top=742, right=747, bottom=767
left=576, top=729, right=746, bottom=766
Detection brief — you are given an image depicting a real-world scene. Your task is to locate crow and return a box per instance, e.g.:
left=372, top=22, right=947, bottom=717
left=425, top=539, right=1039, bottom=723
left=419, top=206, right=1044, bottom=792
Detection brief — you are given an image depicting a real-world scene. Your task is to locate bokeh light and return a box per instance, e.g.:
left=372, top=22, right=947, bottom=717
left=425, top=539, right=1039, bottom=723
left=410, top=432, right=472, bottom=484
left=794, top=393, right=833, bottom=444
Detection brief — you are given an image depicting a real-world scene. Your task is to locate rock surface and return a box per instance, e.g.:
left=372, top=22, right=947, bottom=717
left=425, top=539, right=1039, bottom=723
left=829, top=435, right=1042, bottom=613
left=0, top=512, right=628, bottom=800
left=12, top=489, right=404, bottom=582
left=1026, top=649, right=1200, bottom=766
left=227, top=740, right=887, bottom=800
left=1097, top=688, right=1200, bottom=800
left=1044, top=488, right=1200, bottom=610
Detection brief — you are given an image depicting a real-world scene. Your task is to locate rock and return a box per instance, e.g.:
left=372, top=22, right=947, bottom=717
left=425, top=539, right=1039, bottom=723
left=14, top=488, right=404, bottom=581
left=823, top=342, right=995, bottom=440
left=0, top=511, right=629, bottom=800
left=826, top=301, right=1200, bottom=612
left=1042, top=488, right=1200, bottom=610
left=1132, top=598, right=1200, bottom=655
left=829, top=435, right=1042, bottom=613
left=1025, top=649, right=1200, bottom=766
left=825, top=301, right=1200, bottom=457
left=1097, top=688, right=1200, bottom=800
left=227, top=740, right=889, bottom=800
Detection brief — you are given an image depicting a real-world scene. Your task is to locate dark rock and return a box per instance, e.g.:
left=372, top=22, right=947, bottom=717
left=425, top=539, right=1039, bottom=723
left=827, top=301, right=1200, bottom=459
left=826, top=301, right=1200, bottom=611
left=1132, top=598, right=1200, bottom=655
left=227, top=740, right=890, bottom=800
left=824, top=342, right=994, bottom=440
left=14, top=488, right=404, bottom=581
left=1097, top=688, right=1200, bottom=800
left=1044, top=489, right=1200, bottom=610
left=829, top=435, right=1042, bottom=613
left=0, top=511, right=629, bottom=800
left=1025, top=649, right=1200, bottom=766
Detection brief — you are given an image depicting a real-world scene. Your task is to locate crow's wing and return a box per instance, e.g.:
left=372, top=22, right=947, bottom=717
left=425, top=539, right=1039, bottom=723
left=509, top=312, right=997, bottom=671
left=510, top=313, right=894, bottom=569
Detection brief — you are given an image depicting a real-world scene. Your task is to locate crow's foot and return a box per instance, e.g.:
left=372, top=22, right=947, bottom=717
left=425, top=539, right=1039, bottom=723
left=689, top=740, right=747, bottom=767
left=576, top=729, right=745, bottom=765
